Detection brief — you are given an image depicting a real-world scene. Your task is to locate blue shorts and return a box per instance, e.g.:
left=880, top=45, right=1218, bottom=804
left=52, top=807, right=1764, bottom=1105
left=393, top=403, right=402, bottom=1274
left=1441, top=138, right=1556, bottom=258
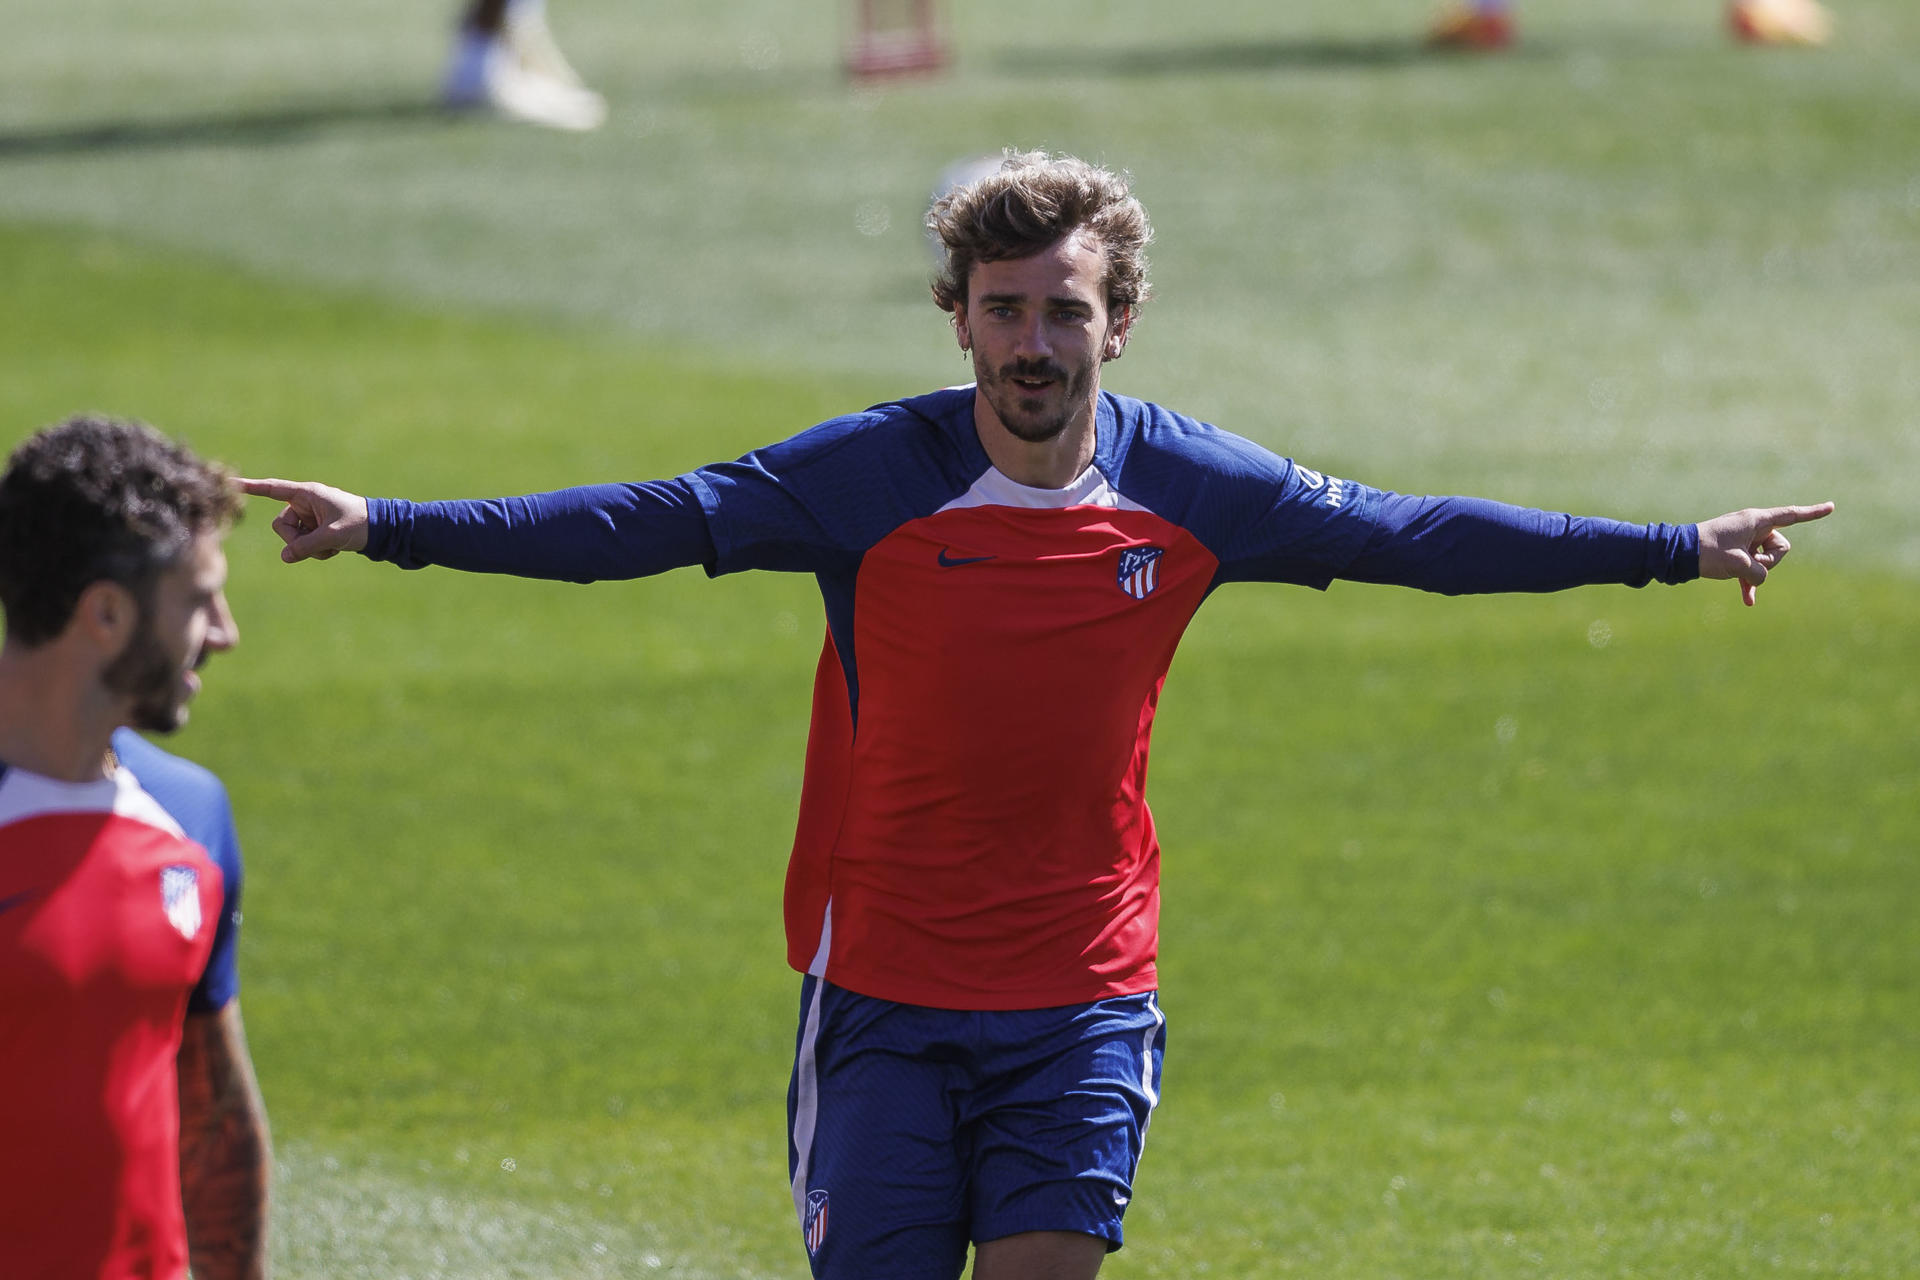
left=785, top=977, right=1166, bottom=1280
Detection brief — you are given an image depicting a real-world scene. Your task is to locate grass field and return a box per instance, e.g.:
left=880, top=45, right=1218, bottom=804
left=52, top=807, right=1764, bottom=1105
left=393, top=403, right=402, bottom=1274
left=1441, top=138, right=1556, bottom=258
left=2, top=1, right=1915, bottom=1275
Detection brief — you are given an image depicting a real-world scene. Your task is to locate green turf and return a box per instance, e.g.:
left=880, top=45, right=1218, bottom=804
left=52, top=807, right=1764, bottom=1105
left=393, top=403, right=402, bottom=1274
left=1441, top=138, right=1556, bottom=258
left=2, top=220, right=1911, bottom=1277
left=2, top=1, right=1916, bottom=1273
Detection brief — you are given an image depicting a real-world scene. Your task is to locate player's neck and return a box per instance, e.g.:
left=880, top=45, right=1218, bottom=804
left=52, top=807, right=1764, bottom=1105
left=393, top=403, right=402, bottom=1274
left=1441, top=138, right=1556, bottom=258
left=972, top=393, right=1099, bottom=491
left=0, top=648, right=120, bottom=783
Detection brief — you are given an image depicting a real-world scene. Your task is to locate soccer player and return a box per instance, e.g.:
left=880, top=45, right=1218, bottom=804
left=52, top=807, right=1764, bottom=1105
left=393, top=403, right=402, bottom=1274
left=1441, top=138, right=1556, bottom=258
left=1426, top=0, right=1833, bottom=48
left=0, top=416, right=270, bottom=1280
left=442, top=0, right=606, bottom=132
left=242, top=152, right=1830, bottom=1280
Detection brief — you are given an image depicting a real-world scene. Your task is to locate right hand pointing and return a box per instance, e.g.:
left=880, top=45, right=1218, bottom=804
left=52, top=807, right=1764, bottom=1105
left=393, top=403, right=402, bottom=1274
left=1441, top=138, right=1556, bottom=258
left=239, top=478, right=370, bottom=563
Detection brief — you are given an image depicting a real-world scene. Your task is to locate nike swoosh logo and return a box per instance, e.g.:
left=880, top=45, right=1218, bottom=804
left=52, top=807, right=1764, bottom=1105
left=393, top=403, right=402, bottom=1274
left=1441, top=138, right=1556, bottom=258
left=0, top=889, right=38, bottom=916
left=937, top=549, right=996, bottom=567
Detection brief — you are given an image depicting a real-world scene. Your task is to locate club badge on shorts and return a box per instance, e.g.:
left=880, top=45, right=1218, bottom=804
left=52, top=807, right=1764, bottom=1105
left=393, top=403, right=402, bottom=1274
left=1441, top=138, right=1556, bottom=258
left=160, top=865, right=202, bottom=940
left=804, top=1188, right=830, bottom=1257
left=1117, top=545, right=1164, bottom=600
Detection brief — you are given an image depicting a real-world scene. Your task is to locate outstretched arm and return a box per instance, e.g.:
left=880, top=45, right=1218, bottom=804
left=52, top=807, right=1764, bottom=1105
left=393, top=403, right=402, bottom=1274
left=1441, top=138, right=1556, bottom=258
left=178, top=1002, right=271, bottom=1280
left=240, top=476, right=716, bottom=582
left=1329, top=492, right=1832, bottom=603
left=1696, top=502, right=1835, bottom=606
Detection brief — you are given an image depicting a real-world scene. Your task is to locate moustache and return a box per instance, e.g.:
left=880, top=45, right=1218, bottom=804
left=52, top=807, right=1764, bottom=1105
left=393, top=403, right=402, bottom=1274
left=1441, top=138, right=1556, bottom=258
left=995, top=358, right=1070, bottom=384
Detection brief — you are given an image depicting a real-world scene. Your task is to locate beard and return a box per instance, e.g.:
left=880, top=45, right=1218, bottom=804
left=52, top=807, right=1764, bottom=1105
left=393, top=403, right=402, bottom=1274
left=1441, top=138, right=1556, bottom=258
left=102, top=608, right=193, bottom=734
left=974, top=351, right=1098, bottom=445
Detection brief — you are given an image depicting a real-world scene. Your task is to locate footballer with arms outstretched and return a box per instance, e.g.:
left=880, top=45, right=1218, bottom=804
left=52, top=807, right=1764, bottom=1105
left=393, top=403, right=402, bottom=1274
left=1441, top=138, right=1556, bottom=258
left=245, top=152, right=1829, bottom=1280
left=0, top=417, right=270, bottom=1280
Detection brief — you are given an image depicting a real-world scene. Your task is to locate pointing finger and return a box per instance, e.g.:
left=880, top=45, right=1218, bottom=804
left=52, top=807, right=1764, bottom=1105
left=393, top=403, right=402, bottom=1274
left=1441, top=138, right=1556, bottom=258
left=239, top=477, right=306, bottom=502
left=1755, top=502, right=1835, bottom=530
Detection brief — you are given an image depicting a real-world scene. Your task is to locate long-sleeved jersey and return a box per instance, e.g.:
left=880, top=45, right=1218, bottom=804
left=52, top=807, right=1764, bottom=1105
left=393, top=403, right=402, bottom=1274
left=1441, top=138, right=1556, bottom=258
left=366, top=387, right=1695, bottom=1010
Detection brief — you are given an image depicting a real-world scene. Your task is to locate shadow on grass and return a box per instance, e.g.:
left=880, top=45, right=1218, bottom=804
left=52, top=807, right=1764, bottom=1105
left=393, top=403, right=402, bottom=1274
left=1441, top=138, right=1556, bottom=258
left=988, top=36, right=1546, bottom=77
left=0, top=98, right=457, bottom=161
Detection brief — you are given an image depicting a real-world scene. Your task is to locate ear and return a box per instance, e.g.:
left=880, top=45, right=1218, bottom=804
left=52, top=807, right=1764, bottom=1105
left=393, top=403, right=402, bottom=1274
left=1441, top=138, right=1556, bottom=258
left=73, top=580, right=139, bottom=659
left=1103, top=304, right=1133, bottom=362
left=953, top=303, right=973, bottom=355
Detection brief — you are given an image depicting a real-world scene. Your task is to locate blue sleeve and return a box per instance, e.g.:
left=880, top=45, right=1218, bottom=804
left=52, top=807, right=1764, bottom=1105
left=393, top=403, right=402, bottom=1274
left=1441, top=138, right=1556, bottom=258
left=1339, top=493, right=1699, bottom=593
left=1199, top=459, right=1388, bottom=589
left=184, top=793, right=243, bottom=1014
left=364, top=479, right=716, bottom=581
left=1145, top=419, right=1699, bottom=593
left=110, top=731, right=243, bottom=1013
left=368, top=405, right=971, bottom=583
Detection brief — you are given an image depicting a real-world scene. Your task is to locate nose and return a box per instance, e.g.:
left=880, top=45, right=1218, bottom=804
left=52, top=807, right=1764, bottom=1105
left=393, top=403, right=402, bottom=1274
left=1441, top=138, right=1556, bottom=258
left=1012, top=312, right=1053, bottom=361
left=205, top=591, right=239, bottom=653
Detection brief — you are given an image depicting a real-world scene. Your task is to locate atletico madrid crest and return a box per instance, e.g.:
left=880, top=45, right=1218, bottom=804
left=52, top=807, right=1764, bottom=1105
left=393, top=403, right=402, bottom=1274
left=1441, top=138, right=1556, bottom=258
left=1116, top=545, right=1164, bottom=600
left=804, top=1188, right=830, bottom=1256
left=160, top=865, right=201, bottom=940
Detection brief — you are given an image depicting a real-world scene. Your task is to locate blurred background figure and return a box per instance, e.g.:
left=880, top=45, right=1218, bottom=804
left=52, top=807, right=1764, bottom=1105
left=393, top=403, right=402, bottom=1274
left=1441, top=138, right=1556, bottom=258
left=1726, top=0, right=1834, bottom=43
left=845, top=0, right=948, bottom=79
left=1426, top=0, right=1833, bottom=49
left=443, top=0, right=607, bottom=132
left=1424, top=0, right=1515, bottom=48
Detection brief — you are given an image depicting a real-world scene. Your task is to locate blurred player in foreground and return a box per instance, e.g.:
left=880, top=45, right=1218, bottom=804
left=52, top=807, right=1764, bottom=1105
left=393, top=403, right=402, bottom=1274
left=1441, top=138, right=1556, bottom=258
left=443, top=0, right=606, bottom=132
left=244, top=152, right=1830, bottom=1279
left=0, top=417, right=269, bottom=1280
left=1427, top=0, right=1833, bottom=49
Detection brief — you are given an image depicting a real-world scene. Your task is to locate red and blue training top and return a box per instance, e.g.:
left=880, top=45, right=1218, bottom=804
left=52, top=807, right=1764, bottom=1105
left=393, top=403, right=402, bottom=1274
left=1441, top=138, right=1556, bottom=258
left=0, top=733, right=243, bottom=1280
left=366, top=387, right=1696, bottom=1011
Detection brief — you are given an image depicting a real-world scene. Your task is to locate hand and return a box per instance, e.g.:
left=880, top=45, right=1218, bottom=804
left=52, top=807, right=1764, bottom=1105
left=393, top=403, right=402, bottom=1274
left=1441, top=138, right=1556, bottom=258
left=1696, top=502, right=1834, bottom=606
left=239, top=477, right=370, bottom=563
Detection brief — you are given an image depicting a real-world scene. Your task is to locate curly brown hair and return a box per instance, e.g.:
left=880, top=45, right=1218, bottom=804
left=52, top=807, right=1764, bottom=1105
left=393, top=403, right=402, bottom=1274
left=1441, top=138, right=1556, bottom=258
left=928, top=151, right=1154, bottom=317
left=0, top=415, right=241, bottom=646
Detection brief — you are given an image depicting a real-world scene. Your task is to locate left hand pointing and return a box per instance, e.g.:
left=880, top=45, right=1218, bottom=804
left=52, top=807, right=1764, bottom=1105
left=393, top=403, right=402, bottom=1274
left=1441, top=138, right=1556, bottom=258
left=1696, top=502, right=1835, bottom=606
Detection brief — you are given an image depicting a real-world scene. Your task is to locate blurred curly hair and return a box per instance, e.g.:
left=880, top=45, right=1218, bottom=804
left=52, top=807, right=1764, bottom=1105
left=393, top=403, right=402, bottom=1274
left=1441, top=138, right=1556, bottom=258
left=0, top=415, right=241, bottom=646
left=928, top=151, right=1153, bottom=317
